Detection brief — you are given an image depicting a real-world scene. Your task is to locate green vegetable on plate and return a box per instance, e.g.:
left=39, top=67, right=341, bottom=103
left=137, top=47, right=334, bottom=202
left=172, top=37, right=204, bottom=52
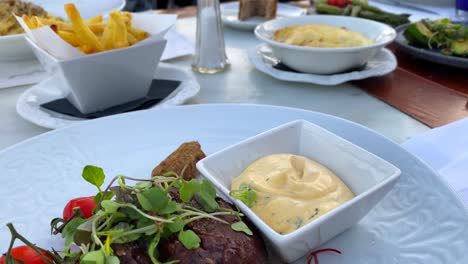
left=403, top=18, right=468, bottom=57
left=315, top=0, right=410, bottom=28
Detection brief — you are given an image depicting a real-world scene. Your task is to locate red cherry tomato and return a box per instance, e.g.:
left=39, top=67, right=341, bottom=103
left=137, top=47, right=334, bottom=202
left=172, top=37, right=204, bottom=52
left=63, top=196, right=96, bottom=221
left=0, top=245, right=52, bottom=264
left=327, top=0, right=349, bottom=7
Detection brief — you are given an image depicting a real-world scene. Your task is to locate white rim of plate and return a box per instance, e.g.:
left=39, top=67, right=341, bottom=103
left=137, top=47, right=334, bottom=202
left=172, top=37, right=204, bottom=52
left=248, top=44, right=397, bottom=86
left=16, top=63, right=200, bottom=130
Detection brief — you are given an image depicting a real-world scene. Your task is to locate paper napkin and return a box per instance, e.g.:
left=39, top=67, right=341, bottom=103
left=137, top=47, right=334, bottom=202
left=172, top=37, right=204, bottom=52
left=402, top=117, right=468, bottom=203
left=0, top=59, right=47, bottom=89
left=15, top=13, right=176, bottom=60
left=161, top=29, right=194, bottom=61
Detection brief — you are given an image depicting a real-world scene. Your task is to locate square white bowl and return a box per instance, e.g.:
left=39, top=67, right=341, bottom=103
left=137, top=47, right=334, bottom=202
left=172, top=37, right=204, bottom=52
left=26, top=36, right=167, bottom=114
left=197, top=120, right=401, bottom=262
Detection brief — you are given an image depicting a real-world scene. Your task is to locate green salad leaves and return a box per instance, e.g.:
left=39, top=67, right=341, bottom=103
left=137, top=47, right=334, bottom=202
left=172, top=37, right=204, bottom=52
left=4, top=165, right=253, bottom=264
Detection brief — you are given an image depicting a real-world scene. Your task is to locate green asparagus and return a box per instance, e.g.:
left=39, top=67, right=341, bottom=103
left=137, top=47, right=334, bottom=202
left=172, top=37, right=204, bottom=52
left=315, top=2, right=410, bottom=28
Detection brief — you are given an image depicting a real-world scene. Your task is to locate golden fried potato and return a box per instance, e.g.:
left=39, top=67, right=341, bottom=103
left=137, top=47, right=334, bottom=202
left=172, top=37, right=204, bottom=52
left=109, top=11, right=128, bottom=49
left=64, top=3, right=103, bottom=52
left=22, top=3, right=149, bottom=54
left=57, top=30, right=80, bottom=46
left=85, top=15, right=102, bottom=24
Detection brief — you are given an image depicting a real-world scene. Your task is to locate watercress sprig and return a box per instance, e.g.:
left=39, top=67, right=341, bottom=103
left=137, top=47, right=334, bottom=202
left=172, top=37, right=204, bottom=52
left=5, top=165, right=254, bottom=264
left=56, top=165, right=252, bottom=264
left=230, top=182, right=257, bottom=208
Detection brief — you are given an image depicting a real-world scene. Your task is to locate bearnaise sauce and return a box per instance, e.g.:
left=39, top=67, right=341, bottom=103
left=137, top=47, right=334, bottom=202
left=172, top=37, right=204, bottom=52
left=231, top=154, right=355, bottom=234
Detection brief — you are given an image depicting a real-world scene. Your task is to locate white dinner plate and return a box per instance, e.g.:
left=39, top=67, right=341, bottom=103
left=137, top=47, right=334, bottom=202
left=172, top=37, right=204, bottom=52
left=0, top=0, right=125, bottom=61
left=221, top=2, right=305, bottom=31
left=16, top=63, right=200, bottom=129
left=1, top=104, right=468, bottom=263
left=249, top=44, right=397, bottom=85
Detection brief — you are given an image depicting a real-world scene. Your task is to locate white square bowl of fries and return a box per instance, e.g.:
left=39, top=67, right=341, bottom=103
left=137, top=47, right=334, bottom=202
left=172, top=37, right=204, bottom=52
left=16, top=4, right=177, bottom=114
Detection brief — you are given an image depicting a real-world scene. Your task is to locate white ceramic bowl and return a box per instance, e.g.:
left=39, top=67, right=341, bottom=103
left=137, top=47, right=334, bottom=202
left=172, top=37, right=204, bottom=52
left=26, top=37, right=167, bottom=114
left=0, top=0, right=126, bottom=61
left=0, top=34, right=35, bottom=61
left=197, top=120, right=401, bottom=263
left=254, top=15, right=397, bottom=74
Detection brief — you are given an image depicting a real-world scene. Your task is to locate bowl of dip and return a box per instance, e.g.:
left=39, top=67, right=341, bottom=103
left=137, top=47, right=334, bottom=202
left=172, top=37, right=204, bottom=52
left=197, top=119, right=401, bottom=263
left=254, top=15, right=397, bottom=74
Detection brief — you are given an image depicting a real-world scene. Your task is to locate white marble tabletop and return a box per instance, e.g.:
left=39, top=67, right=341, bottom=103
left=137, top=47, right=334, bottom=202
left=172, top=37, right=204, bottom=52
left=0, top=17, right=429, bottom=150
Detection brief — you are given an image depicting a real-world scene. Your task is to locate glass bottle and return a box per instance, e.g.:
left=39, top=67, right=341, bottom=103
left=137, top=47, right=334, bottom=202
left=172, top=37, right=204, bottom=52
left=456, top=0, right=468, bottom=21
left=192, top=0, right=230, bottom=74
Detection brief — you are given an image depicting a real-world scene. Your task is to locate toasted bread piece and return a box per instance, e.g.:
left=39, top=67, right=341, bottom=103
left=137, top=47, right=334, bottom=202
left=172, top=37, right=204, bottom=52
left=238, top=0, right=277, bottom=21
left=152, top=141, right=206, bottom=180
left=238, top=0, right=256, bottom=21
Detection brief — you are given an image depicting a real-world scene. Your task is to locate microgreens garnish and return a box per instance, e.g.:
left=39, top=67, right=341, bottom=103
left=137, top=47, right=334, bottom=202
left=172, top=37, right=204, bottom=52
left=231, top=221, right=253, bottom=236
left=5, top=165, right=254, bottom=264
left=230, top=182, right=257, bottom=208
left=178, top=229, right=200, bottom=250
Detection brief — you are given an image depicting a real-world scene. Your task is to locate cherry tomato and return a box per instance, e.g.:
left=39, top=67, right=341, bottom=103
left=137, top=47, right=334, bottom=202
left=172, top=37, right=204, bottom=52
left=0, top=245, right=52, bottom=264
left=63, top=196, right=96, bottom=221
left=327, top=0, right=349, bottom=7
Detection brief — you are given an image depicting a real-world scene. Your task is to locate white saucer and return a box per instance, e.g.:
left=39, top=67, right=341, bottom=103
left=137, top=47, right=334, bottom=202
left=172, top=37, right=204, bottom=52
left=16, top=63, right=200, bottom=129
left=249, top=44, right=397, bottom=86
left=221, top=2, right=305, bottom=31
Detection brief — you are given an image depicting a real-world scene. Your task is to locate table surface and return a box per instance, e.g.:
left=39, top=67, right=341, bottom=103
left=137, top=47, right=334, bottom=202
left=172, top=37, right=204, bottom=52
left=159, top=1, right=468, bottom=128
left=0, top=16, right=429, bottom=150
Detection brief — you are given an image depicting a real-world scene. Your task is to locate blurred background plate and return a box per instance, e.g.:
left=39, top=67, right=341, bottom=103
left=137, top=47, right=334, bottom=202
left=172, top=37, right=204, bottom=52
left=221, top=2, right=305, bottom=31
left=394, top=23, right=468, bottom=69
left=396, top=0, right=453, bottom=6
left=0, top=0, right=125, bottom=61
left=28, top=0, right=126, bottom=20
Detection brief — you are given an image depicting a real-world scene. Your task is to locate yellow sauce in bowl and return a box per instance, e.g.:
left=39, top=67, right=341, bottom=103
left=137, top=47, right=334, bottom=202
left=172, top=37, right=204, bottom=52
left=231, top=154, right=355, bottom=235
left=273, top=24, right=374, bottom=48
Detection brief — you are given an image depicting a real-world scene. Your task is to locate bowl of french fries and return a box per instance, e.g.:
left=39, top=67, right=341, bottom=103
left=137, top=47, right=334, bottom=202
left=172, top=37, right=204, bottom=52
left=17, top=3, right=176, bottom=114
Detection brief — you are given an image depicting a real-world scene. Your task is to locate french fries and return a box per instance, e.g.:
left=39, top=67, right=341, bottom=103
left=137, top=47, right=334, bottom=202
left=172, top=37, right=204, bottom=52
left=22, top=3, right=149, bottom=54
left=64, top=3, right=103, bottom=52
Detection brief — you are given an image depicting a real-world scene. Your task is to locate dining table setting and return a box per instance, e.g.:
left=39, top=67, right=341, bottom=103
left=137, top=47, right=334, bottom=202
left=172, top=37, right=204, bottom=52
left=0, top=0, right=467, bottom=263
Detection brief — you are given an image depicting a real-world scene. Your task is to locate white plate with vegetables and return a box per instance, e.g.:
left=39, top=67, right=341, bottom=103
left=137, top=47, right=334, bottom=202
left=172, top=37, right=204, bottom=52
left=0, top=0, right=125, bottom=61
left=1, top=104, right=468, bottom=263
left=395, top=19, right=468, bottom=68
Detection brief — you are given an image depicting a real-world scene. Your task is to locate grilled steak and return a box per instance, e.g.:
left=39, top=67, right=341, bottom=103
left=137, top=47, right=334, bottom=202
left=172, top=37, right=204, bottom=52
left=158, top=190, right=269, bottom=264
left=113, top=142, right=268, bottom=263
left=111, top=240, right=152, bottom=264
